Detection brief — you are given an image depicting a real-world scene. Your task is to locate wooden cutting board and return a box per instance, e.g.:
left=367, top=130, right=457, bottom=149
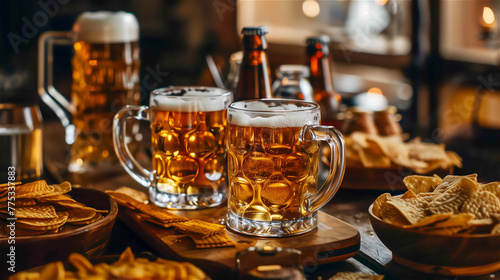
left=118, top=205, right=360, bottom=277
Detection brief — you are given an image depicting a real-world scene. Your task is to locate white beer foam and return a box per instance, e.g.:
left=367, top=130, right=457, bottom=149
left=151, top=87, right=231, bottom=112
left=73, top=11, right=139, bottom=43
left=229, top=101, right=319, bottom=127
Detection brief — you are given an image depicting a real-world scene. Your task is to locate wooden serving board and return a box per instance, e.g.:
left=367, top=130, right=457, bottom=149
left=118, top=206, right=360, bottom=277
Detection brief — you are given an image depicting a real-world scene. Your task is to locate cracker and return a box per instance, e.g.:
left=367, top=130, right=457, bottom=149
left=0, top=198, right=36, bottom=208
left=173, top=219, right=225, bottom=237
left=434, top=174, right=478, bottom=193
left=403, top=175, right=442, bottom=194
left=40, top=181, right=72, bottom=197
left=403, top=213, right=453, bottom=229
left=135, top=204, right=188, bottom=223
left=372, top=193, right=391, bottom=218
left=15, top=205, right=58, bottom=219
left=461, top=191, right=500, bottom=219
left=1, top=180, right=54, bottom=202
left=482, top=182, right=500, bottom=200
left=407, top=140, right=448, bottom=162
left=17, top=212, right=68, bottom=231
left=385, top=196, right=426, bottom=225
left=65, top=208, right=96, bottom=223
left=69, top=213, right=102, bottom=225
left=428, top=177, right=479, bottom=214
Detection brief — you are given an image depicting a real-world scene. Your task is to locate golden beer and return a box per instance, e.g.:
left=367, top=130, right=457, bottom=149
left=68, top=12, right=140, bottom=172
left=227, top=124, right=319, bottom=221
left=113, top=87, right=231, bottom=209
left=70, top=41, right=140, bottom=171
left=226, top=99, right=345, bottom=236
left=151, top=108, right=227, bottom=195
left=0, top=104, right=43, bottom=182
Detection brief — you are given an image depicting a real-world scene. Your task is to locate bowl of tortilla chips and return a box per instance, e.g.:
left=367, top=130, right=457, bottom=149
left=369, top=174, right=500, bottom=276
left=322, top=132, right=462, bottom=189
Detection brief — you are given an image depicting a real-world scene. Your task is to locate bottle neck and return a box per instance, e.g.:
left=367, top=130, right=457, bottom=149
left=242, top=34, right=268, bottom=51
left=308, top=48, right=334, bottom=93
left=235, top=35, right=273, bottom=100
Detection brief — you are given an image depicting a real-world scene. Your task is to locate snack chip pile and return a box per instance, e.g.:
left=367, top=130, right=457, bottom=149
left=340, top=132, right=462, bottom=174
left=0, top=180, right=108, bottom=236
left=9, top=247, right=208, bottom=280
left=106, top=187, right=235, bottom=249
left=328, top=272, right=384, bottom=280
left=373, top=174, right=500, bottom=235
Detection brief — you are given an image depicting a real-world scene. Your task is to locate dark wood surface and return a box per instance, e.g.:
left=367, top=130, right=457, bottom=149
left=118, top=206, right=360, bottom=276
left=39, top=121, right=500, bottom=280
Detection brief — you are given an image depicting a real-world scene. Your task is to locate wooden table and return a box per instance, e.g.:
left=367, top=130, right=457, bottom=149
left=41, top=121, right=499, bottom=280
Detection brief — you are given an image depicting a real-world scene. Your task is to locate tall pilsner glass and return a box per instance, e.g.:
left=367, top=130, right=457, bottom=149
left=38, top=11, right=140, bottom=173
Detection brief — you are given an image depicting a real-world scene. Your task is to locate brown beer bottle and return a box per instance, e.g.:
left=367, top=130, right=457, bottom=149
left=234, top=26, right=273, bottom=101
left=306, top=36, right=341, bottom=127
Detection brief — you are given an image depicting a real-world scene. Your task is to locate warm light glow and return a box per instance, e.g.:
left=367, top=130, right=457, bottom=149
left=376, top=0, right=389, bottom=6
left=367, top=87, right=383, bottom=95
left=303, top=0, right=320, bottom=18
left=482, top=7, right=495, bottom=26
left=257, top=265, right=283, bottom=272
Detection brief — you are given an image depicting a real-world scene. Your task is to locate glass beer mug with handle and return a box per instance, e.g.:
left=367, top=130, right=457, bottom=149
left=38, top=11, right=140, bottom=173
left=226, top=99, right=345, bottom=237
left=113, top=87, right=232, bottom=209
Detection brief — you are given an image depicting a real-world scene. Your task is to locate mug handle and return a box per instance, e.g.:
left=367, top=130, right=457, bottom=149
left=300, top=125, right=345, bottom=213
left=37, top=31, right=75, bottom=144
left=113, top=105, right=154, bottom=187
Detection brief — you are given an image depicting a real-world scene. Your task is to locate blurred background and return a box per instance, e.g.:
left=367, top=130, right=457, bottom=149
left=0, top=0, right=499, bottom=180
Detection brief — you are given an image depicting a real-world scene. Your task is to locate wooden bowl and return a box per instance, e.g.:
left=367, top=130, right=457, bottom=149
left=340, top=167, right=452, bottom=190
left=368, top=204, right=500, bottom=276
left=0, top=188, right=118, bottom=274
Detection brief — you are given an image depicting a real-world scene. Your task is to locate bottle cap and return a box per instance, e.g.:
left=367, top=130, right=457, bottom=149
left=241, top=26, right=269, bottom=36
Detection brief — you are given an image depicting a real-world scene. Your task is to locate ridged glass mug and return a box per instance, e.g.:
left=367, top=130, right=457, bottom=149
left=226, top=99, right=345, bottom=236
left=113, top=87, right=231, bottom=209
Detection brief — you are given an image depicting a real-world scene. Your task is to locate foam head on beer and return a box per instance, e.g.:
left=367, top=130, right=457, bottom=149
left=151, top=87, right=231, bottom=113
left=72, top=11, right=139, bottom=43
left=228, top=100, right=320, bottom=128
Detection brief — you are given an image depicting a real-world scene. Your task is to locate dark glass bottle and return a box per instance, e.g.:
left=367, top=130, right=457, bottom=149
left=306, top=35, right=341, bottom=127
left=235, top=26, right=273, bottom=101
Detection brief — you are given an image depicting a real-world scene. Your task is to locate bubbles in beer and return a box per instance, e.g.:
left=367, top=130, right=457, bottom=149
left=169, top=112, right=198, bottom=133
left=242, top=152, right=274, bottom=183
left=262, top=175, right=293, bottom=210
left=282, top=152, right=311, bottom=182
left=228, top=124, right=319, bottom=222
left=260, top=127, right=295, bottom=155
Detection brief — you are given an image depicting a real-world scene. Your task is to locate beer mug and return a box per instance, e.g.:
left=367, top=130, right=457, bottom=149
left=113, top=87, right=232, bottom=209
left=38, top=11, right=140, bottom=173
left=226, top=99, right=345, bottom=236
left=0, top=104, right=43, bottom=182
